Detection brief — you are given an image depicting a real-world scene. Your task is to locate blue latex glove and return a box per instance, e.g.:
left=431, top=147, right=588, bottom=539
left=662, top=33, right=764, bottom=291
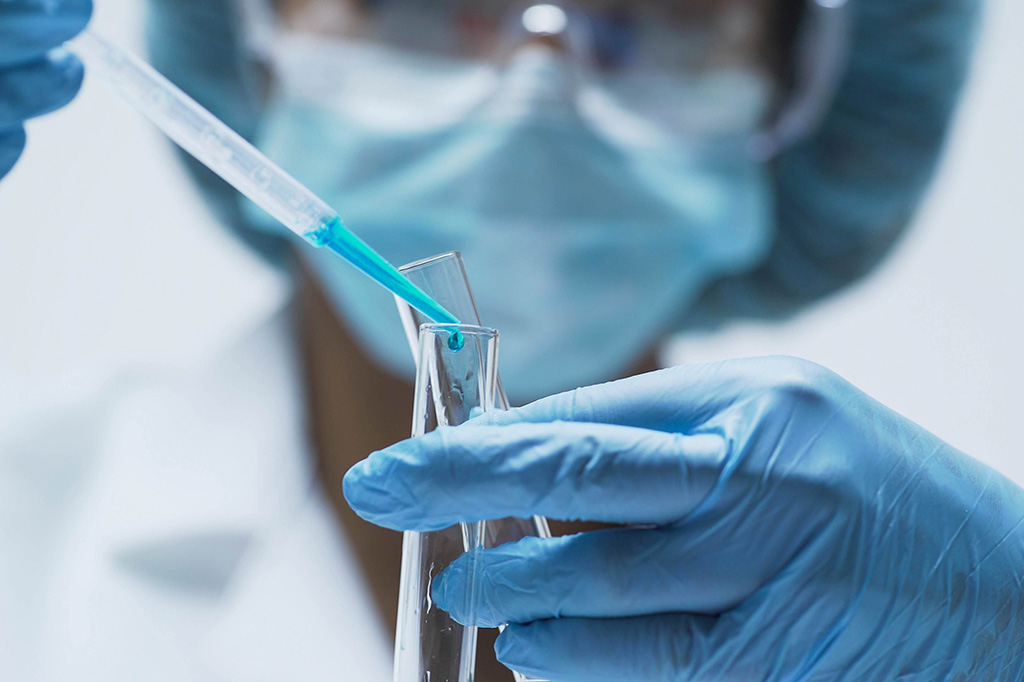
left=345, top=358, right=1024, bottom=681
left=0, top=0, right=91, bottom=179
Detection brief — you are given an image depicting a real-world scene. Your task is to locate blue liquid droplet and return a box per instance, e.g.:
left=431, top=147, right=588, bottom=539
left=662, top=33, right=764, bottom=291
left=448, top=331, right=465, bottom=352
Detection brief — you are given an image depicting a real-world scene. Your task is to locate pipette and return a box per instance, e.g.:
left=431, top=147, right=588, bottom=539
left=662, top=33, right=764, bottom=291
left=70, top=29, right=459, bottom=326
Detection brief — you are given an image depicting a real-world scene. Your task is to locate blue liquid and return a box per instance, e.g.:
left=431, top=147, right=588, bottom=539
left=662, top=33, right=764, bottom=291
left=448, top=330, right=465, bottom=352
left=308, top=216, right=461, bottom=326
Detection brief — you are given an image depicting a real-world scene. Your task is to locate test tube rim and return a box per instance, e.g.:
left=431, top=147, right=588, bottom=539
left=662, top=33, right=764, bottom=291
left=419, top=323, right=497, bottom=339
left=399, top=251, right=465, bottom=275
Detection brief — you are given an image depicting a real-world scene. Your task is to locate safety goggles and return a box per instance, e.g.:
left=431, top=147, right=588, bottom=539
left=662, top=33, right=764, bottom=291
left=274, top=0, right=776, bottom=71
left=241, top=0, right=853, bottom=156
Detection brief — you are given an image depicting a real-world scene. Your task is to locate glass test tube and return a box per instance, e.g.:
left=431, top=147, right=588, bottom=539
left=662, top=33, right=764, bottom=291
left=398, top=253, right=552, bottom=547
left=393, top=324, right=498, bottom=682
left=394, top=253, right=551, bottom=682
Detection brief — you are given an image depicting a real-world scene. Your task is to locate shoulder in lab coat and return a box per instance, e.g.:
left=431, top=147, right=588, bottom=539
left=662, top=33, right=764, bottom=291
left=1, top=307, right=392, bottom=682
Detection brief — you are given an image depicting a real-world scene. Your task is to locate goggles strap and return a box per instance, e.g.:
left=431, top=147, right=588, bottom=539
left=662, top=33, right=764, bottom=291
left=756, top=0, right=853, bottom=158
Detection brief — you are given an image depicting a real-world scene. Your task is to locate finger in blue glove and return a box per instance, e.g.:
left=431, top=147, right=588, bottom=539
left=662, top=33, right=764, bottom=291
left=345, top=357, right=1024, bottom=682
left=0, top=0, right=91, bottom=178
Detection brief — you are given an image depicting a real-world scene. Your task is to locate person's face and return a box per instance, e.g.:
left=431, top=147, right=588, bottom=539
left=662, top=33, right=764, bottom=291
left=256, top=0, right=792, bottom=402
left=272, top=0, right=786, bottom=76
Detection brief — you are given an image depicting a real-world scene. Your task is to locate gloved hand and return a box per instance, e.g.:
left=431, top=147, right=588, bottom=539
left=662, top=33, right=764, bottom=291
left=345, top=357, right=1024, bottom=681
left=0, top=0, right=91, bottom=179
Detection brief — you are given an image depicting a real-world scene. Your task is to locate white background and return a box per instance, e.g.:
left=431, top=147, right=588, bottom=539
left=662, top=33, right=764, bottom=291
left=1, top=0, right=1022, bottom=480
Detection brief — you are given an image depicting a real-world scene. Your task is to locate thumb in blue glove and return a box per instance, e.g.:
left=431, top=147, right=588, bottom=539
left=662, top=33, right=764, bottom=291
left=1, top=0, right=92, bottom=179
left=345, top=357, right=1024, bottom=682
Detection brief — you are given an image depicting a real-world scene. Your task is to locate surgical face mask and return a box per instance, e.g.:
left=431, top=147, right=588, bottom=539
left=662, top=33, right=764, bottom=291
left=243, top=25, right=776, bottom=401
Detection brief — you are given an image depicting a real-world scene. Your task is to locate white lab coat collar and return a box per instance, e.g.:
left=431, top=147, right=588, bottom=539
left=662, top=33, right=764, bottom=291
left=94, top=306, right=313, bottom=592
left=29, top=308, right=392, bottom=681
left=200, top=488, right=392, bottom=681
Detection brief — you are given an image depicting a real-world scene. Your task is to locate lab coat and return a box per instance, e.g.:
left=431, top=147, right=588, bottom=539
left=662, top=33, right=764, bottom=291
left=0, top=299, right=392, bottom=681
left=0, top=76, right=394, bottom=673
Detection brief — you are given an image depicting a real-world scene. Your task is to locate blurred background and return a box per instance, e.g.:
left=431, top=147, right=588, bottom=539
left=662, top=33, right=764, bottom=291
left=2, top=0, right=1019, bottom=476
left=0, top=0, right=1021, bottom=678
